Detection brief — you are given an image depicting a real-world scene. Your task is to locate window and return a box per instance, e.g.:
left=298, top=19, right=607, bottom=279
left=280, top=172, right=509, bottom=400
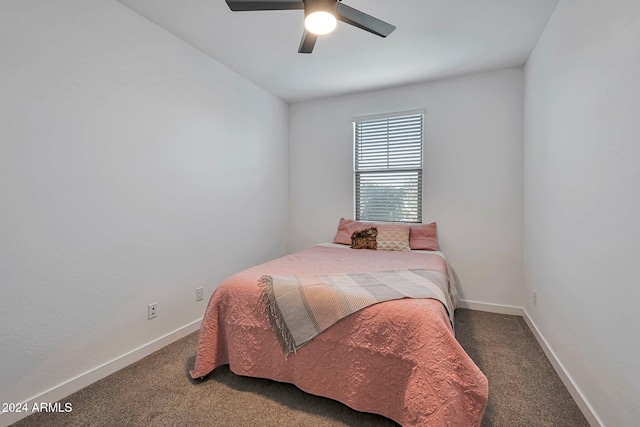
left=354, top=111, right=423, bottom=223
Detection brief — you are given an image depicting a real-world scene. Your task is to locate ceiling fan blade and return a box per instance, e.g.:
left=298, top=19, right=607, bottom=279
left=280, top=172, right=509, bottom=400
left=225, top=0, right=304, bottom=11
left=336, top=3, right=396, bottom=37
left=298, top=29, right=318, bottom=54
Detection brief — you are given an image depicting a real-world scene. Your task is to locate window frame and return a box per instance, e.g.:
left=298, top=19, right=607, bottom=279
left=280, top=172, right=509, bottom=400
left=353, top=110, right=424, bottom=223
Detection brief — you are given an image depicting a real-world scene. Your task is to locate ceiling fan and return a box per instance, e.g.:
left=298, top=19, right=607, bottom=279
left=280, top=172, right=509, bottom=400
left=225, top=0, right=396, bottom=54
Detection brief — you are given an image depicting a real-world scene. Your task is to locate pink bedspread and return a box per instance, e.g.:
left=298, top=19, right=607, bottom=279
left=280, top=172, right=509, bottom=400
left=190, top=245, right=488, bottom=426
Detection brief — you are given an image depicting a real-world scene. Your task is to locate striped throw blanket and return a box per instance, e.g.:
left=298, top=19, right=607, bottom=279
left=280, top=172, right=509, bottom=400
left=259, top=269, right=454, bottom=354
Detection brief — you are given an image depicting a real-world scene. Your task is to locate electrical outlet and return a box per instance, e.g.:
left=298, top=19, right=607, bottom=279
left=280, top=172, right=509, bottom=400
left=532, top=291, right=537, bottom=307
left=196, top=286, right=204, bottom=302
left=148, top=303, right=158, bottom=319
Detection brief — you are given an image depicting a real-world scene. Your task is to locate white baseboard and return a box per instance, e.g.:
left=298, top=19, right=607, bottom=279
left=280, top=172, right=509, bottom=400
left=1, top=319, right=202, bottom=427
left=458, top=299, right=524, bottom=316
left=522, top=310, right=603, bottom=427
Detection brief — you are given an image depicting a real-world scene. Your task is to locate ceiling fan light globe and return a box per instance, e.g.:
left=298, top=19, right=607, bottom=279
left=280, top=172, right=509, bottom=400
left=304, top=11, right=337, bottom=35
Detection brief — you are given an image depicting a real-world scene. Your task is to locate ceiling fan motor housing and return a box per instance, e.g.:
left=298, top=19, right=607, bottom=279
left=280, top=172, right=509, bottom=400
left=304, top=0, right=338, bottom=16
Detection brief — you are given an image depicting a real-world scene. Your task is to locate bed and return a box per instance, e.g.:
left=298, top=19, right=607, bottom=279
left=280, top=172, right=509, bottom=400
left=190, top=243, right=488, bottom=426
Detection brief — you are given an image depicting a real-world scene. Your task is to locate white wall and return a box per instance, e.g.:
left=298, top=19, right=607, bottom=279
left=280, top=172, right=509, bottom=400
left=289, top=68, right=524, bottom=308
left=0, top=0, right=288, bottom=420
left=523, top=0, right=640, bottom=425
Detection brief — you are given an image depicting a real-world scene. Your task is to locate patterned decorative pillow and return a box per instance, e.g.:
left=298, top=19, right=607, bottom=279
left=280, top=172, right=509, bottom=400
left=351, top=227, right=378, bottom=250
left=376, top=223, right=411, bottom=252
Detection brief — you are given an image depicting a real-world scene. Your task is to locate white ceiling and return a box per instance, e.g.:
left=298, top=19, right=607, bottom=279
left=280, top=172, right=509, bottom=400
left=117, top=0, right=559, bottom=103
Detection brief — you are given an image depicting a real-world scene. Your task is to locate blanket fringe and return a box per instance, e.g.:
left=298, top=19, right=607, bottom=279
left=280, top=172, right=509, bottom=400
left=258, top=275, right=297, bottom=355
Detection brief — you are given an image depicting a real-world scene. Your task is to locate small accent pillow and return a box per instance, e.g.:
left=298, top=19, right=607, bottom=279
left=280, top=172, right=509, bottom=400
left=409, top=222, right=438, bottom=251
left=376, top=223, right=411, bottom=252
left=333, top=218, right=373, bottom=245
left=351, top=227, right=378, bottom=250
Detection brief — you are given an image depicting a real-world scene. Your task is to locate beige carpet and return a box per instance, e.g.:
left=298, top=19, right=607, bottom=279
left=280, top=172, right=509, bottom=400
left=12, top=309, right=589, bottom=426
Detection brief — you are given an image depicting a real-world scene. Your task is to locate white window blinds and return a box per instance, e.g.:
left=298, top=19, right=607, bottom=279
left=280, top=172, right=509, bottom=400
left=354, top=112, right=423, bottom=223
